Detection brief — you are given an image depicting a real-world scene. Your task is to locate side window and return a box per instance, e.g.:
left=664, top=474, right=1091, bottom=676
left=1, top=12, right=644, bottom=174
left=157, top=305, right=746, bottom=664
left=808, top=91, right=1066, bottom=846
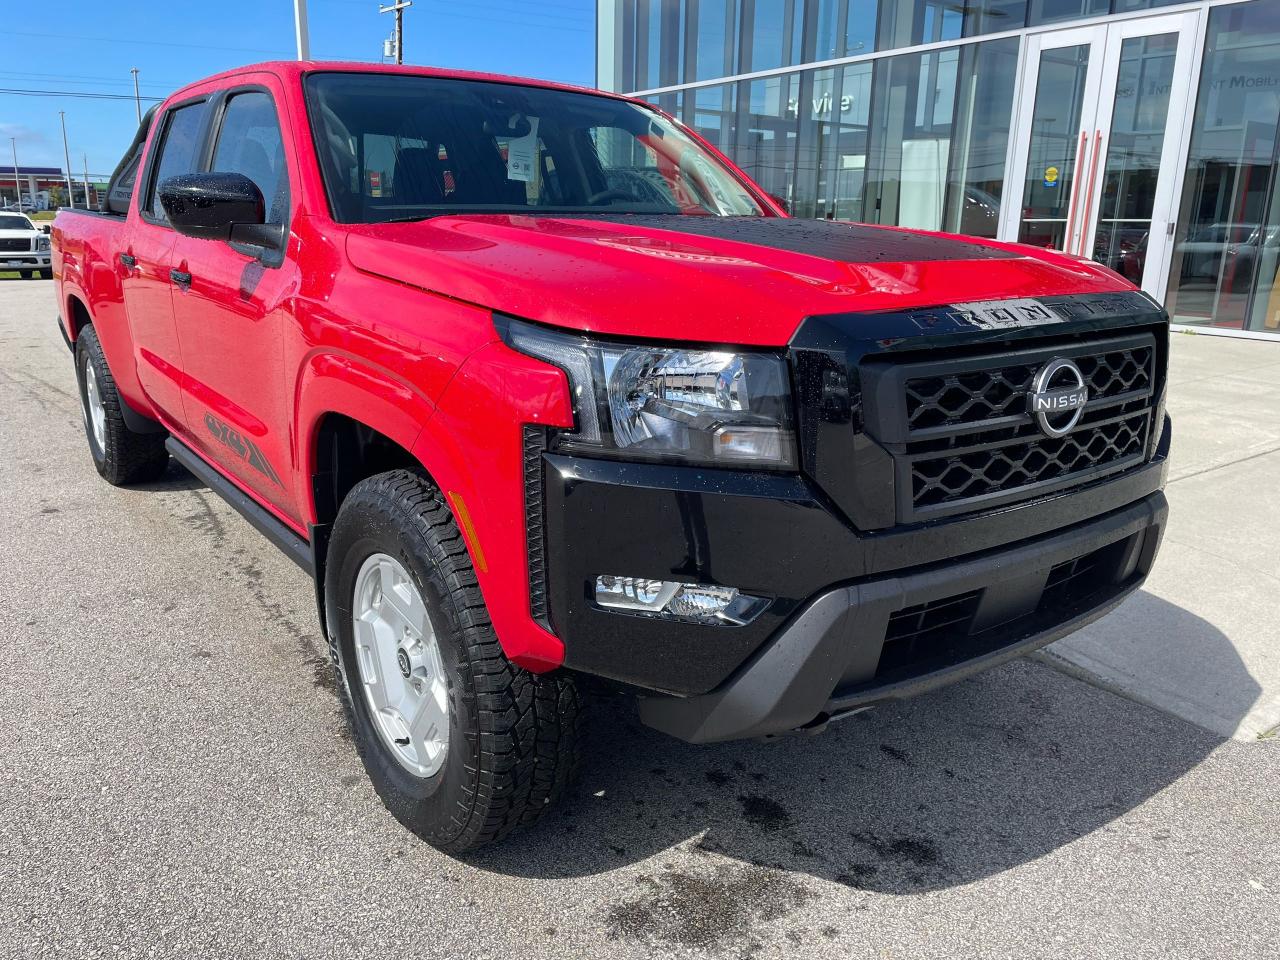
left=211, top=92, right=290, bottom=225
left=146, top=102, right=207, bottom=221
left=106, top=153, right=142, bottom=214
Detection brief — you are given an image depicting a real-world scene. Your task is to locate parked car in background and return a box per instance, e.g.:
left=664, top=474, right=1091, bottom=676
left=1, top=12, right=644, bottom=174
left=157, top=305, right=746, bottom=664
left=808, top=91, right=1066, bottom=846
left=0, top=211, right=52, bottom=278
left=1175, top=222, right=1279, bottom=290
left=52, top=61, right=1171, bottom=853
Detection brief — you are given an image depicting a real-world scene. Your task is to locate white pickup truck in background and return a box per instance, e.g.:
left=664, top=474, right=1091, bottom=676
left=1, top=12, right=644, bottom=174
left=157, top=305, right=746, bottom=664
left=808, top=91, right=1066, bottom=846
left=0, top=211, right=52, bottom=279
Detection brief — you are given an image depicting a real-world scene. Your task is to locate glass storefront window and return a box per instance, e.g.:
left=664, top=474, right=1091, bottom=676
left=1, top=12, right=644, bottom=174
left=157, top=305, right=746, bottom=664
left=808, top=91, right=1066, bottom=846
left=813, top=62, right=873, bottom=220
left=1027, top=0, right=1109, bottom=28
left=1092, top=33, right=1178, bottom=282
left=734, top=73, right=803, bottom=203
left=1017, top=44, right=1091, bottom=250
left=743, top=0, right=806, bottom=72
left=860, top=38, right=1015, bottom=234
left=1166, top=1, right=1280, bottom=332
left=944, top=38, right=1019, bottom=237
left=695, top=0, right=741, bottom=81
left=865, top=47, right=961, bottom=230
left=806, top=2, right=886, bottom=63
left=686, top=83, right=739, bottom=156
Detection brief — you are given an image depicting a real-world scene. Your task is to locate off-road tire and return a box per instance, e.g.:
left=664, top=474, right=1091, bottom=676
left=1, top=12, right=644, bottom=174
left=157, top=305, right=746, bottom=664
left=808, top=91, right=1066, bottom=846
left=326, top=469, right=584, bottom=854
left=21, top=269, right=36, bottom=279
left=39, top=268, right=52, bottom=280
left=75, top=325, right=169, bottom=485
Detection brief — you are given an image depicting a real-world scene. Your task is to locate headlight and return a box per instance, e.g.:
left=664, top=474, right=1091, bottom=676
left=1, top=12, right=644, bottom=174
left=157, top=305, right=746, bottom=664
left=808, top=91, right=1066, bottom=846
left=501, top=317, right=796, bottom=469
left=37, top=236, right=50, bottom=250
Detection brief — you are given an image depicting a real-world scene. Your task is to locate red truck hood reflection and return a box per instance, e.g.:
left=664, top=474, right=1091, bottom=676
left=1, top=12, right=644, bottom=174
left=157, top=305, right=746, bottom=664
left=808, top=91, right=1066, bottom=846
left=343, top=214, right=1133, bottom=347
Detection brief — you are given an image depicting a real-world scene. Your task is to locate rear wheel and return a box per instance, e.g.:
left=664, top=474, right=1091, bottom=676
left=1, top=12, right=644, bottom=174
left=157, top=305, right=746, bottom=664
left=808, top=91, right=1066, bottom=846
left=21, top=270, right=35, bottom=279
left=75, top=325, right=169, bottom=485
left=327, top=469, right=584, bottom=854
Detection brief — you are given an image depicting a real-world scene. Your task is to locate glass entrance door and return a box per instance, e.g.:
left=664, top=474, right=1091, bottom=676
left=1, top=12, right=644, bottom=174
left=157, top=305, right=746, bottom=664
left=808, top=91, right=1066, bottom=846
left=1001, top=12, right=1201, bottom=298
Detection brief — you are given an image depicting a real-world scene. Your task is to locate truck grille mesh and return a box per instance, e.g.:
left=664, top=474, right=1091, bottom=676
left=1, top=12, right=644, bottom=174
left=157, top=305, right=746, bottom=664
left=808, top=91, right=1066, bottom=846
left=905, top=345, right=1152, bottom=431
left=0, top=238, right=31, bottom=253
left=866, top=333, right=1159, bottom=522
left=912, top=411, right=1149, bottom=508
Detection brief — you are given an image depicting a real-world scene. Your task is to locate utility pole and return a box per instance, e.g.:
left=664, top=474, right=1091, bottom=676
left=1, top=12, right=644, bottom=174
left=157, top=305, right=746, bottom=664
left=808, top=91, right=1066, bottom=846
left=9, top=138, right=21, bottom=211
left=131, top=68, right=142, bottom=123
left=83, top=154, right=92, bottom=211
left=59, top=112, right=75, bottom=209
left=294, top=0, right=310, bottom=60
left=379, top=1, right=412, bottom=64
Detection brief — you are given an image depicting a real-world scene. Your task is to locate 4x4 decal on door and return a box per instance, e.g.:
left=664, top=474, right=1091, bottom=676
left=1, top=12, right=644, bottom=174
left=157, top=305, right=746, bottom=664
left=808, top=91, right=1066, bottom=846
left=203, top=412, right=282, bottom=485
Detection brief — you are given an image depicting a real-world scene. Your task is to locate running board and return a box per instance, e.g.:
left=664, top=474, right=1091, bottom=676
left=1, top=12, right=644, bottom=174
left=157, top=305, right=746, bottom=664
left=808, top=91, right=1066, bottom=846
left=165, top=437, right=313, bottom=574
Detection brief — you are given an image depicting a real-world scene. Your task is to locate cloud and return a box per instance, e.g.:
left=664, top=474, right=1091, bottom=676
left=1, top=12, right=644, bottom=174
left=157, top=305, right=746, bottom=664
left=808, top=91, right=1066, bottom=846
left=0, top=124, right=60, bottom=168
left=0, top=123, right=49, bottom=145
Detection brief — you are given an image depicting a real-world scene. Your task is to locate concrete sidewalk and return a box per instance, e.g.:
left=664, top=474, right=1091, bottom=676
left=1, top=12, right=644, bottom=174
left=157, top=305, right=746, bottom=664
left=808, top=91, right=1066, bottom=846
left=1043, top=331, right=1280, bottom=741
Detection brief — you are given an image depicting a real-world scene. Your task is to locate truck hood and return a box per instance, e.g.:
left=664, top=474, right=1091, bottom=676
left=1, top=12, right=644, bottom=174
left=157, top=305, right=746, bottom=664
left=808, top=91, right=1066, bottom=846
left=0, top=229, right=37, bottom=239
left=343, top=214, right=1134, bottom=347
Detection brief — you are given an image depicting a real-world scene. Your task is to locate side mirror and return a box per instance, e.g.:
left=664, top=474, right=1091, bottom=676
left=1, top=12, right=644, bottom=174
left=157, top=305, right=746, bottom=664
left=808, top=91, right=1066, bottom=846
left=40, top=224, right=52, bottom=235
left=158, top=172, right=283, bottom=250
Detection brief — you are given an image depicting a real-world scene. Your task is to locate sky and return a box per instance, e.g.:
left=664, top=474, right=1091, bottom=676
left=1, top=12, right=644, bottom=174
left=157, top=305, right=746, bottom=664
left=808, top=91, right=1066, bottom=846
left=0, top=0, right=597, bottom=179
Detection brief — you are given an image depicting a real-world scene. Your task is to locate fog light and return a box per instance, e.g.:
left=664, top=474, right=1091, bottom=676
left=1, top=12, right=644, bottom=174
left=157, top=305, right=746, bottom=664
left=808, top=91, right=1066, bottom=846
left=594, top=575, right=768, bottom=625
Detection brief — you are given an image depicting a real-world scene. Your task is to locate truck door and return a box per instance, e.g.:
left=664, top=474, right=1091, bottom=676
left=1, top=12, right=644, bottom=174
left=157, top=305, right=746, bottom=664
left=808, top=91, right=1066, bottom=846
left=123, top=98, right=209, bottom=425
left=168, top=86, right=301, bottom=526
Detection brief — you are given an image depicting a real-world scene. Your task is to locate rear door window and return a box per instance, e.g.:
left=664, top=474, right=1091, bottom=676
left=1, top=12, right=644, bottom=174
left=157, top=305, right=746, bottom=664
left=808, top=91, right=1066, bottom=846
left=146, top=102, right=207, bottom=222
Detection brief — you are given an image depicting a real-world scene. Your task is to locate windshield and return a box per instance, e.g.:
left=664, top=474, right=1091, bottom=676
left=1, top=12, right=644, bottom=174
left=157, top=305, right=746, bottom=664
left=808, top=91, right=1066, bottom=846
left=0, top=214, right=32, bottom=230
left=305, top=72, right=766, bottom=223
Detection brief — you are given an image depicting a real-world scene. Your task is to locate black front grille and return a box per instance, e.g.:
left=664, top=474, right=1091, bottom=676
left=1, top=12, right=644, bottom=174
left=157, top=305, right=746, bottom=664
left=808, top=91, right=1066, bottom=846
left=912, top=410, right=1149, bottom=508
left=865, top=332, right=1158, bottom=522
left=0, top=237, right=31, bottom=253
left=905, top=343, right=1152, bottom=432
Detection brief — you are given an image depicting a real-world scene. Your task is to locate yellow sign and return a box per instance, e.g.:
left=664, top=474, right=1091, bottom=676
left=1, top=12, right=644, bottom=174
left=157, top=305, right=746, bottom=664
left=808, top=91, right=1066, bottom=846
left=1044, top=166, right=1060, bottom=184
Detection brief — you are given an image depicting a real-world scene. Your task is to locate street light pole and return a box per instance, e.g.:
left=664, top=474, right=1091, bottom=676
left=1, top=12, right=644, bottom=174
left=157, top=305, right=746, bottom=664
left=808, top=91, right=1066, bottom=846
left=294, top=0, right=311, bottom=60
left=379, top=1, right=412, bottom=64
left=9, top=138, right=21, bottom=211
left=59, top=111, right=75, bottom=209
left=83, top=154, right=92, bottom=211
left=131, top=68, right=142, bottom=123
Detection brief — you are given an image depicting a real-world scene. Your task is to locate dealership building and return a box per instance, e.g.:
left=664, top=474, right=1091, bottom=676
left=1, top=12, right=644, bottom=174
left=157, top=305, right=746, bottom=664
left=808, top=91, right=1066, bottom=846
left=596, top=0, right=1280, bottom=339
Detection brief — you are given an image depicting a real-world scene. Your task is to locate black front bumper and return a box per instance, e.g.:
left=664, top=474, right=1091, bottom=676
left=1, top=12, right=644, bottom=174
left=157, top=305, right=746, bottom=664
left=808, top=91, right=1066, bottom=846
left=539, top=420, right=1169, bottom=742
left=637, top=490, right=1164, bottom=742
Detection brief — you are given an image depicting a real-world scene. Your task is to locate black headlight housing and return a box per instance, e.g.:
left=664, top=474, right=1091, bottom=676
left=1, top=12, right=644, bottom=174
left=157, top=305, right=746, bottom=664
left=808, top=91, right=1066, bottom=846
left=499, top=317, right=797, bottom=470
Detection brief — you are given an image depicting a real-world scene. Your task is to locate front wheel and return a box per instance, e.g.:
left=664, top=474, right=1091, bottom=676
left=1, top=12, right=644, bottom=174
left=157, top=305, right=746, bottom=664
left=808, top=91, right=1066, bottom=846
left=326, top=470, right=583, bottom=854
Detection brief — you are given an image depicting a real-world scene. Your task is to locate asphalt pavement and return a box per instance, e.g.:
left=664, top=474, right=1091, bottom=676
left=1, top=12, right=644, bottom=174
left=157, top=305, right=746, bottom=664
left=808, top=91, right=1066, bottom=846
left=1, top=277, right=1276, bottom=959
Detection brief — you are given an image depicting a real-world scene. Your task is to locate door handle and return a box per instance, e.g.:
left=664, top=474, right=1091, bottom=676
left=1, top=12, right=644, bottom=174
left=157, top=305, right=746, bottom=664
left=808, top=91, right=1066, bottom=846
left=119, top=253, right=136, bottom=268
left=1063, top=131, right=1088, bottom=254
left=170, top=268, right=192, bottom=287
left=1077, top=129, right=1104, bottom=257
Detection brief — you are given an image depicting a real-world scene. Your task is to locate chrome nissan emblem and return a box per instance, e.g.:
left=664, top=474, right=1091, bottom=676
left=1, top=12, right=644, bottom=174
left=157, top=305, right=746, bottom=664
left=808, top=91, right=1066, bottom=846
left=1028, top=358, right=1088, bottom=438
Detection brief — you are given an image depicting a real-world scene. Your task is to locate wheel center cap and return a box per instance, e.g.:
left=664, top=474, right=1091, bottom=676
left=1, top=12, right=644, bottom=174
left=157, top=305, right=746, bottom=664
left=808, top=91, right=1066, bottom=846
left=396, top=648, right=412, bottom=679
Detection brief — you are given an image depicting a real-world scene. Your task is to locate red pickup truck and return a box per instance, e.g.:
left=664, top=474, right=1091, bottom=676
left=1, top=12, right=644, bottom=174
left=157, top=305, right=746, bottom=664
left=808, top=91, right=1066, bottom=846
left=52, top=61, right=1170, bottom=853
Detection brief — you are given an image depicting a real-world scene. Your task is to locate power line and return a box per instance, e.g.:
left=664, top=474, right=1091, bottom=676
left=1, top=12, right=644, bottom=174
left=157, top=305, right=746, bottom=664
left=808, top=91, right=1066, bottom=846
left=418, top=0, right=592, bottom=24
left=317, top=0, right=591, bottom=31
left=0, top=69, right=176, bottom=90
left=0, top=87, right=166, bottom=103
left=406, top=8, right=590, bottom=32
left=4, top=29, right=289, bottom=56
